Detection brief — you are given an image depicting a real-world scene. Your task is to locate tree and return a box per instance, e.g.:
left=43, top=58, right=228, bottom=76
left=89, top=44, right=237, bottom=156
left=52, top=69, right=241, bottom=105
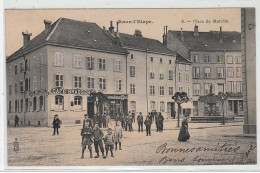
left=172, top=92, right=189, bottom=127
left=89, top=91, right=108, bottom=115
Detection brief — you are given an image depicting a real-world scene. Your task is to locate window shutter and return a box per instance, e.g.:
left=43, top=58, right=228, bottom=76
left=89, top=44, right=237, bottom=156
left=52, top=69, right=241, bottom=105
left=82, top=96, right=87, bottom=111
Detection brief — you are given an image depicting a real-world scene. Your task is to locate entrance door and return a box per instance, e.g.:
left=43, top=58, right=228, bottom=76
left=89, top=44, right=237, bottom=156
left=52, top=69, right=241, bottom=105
left=234, top=100, right=238, bottom=116
left=87, top=97, right=95, bottom=119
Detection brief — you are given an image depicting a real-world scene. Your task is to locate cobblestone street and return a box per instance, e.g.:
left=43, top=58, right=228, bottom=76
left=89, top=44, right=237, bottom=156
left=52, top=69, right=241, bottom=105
left=7, top=120, right=256, bottom=166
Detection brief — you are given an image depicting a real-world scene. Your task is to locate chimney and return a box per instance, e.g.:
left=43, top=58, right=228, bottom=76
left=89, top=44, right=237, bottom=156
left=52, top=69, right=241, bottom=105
left=109, top=21, right=114, bottom=34
left=22, top=31, right=32, bottom=46
left=165, top=25, right=168, bottom=45
left=219, top=26, right=223, bottom=43
left=44, top=20, right=52, bottom=34
left=115, top=32, right=122, bottom=45
left=134, top=29, right=142, bottom=37
left=194, top=24, right=199, bottom=36
left=162, top=26, right=166, bottom=44
left=181, top=28, right=184, bottom=42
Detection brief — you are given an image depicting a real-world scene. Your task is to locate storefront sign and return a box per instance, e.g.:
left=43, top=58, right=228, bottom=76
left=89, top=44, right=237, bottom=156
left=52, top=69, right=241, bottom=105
left=107, top=95, right=127, bottom=100
left=50, top=88, right=93, bottom=95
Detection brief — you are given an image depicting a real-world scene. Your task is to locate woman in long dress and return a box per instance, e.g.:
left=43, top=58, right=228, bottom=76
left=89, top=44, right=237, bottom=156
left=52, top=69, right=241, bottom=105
left=114, top=121, right=123, bottom=150
left=178, top=116, right=190, bottom=142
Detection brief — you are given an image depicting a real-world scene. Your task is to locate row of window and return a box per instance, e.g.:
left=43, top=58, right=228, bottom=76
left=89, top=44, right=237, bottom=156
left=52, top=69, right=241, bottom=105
left=129, top=100, right=166, bottom=112
left=177, top=72, right=190, bottom=82
left=192, top=54, right=242, bottom=64
left=54, top=52, right=124, bottom=72
left=192, top=81, right=242, bottom=96
left=131, top=54, right=174, bottom=65
left=193, top=67, right=242, bottom=79
left=149, top=68, right=174, bottom=80
left=8, top=77, right=40, bottom=95
left=9, top=55, right=44, bottom=75
left=8, top=96, right=45, bottom=113
left=149, top=86, right=175, bottom=96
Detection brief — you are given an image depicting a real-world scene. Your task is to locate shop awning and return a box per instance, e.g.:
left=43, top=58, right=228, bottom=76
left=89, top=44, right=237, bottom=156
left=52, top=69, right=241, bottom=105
left=181, top=102, right=194, bottom=109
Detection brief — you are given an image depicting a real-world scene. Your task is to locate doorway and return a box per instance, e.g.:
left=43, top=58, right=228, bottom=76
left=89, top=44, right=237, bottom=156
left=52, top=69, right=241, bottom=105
left=234, top=100, right=238, bottom=116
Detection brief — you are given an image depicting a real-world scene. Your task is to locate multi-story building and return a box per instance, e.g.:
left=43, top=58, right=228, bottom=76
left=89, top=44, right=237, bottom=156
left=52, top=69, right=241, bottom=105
left=6, top=18, right=178, bottom=126
left=167, top=25, right=242, bottom=117
left=6, top=18, right=127, bottom=126
left=105, top=26, right=176, bottom=118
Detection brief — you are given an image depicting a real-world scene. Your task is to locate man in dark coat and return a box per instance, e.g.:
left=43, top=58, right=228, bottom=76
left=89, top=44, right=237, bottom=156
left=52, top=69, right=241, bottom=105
left=144, top=115, right=152, bottom=136
left=14, top=115, right=19, bottom=127
left=137, top=112, right=143, bottom=132
left=128, top=114, right=133, bottom=132
left=52, top=114, right=61, bottom=135
left=124, top=114, right=128, bottom=131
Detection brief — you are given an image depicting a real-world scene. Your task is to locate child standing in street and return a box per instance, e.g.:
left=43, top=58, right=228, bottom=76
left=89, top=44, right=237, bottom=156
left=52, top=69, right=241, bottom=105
left=103, top=128, right=115, bottom=158
left=93, top=123, right=106, bottom=159
left=81, top=121, right=93, bottom=159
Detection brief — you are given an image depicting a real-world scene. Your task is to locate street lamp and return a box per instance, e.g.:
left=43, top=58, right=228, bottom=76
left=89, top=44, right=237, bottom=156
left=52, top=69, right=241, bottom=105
left=172, top=92, right=189, bottom=127
left=218, top=92, right=227, bottom=125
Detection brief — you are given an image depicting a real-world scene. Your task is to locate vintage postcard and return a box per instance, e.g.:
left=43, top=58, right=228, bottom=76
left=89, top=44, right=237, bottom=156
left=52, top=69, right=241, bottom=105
left=2, top=1, right=259, bottom=171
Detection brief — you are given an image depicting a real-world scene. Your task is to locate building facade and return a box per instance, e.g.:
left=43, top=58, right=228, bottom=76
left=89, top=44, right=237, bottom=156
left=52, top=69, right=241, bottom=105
left=6, top=18, right=178, bottom=126
left=167, top=26, right=242, bottom=118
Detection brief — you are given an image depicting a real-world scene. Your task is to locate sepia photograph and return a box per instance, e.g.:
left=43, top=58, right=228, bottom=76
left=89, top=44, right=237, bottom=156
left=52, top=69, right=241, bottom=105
left=3, top=6, right=257, bottom=169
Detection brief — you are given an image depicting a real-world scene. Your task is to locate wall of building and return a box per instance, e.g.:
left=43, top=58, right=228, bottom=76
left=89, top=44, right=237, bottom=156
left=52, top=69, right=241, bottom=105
left=126, top=50, right=176, bottom=119
left=241, top=8, right=256, bottom=134
left=6, top=46, right=48, bottom=126
left=46, top=45, right=127, bottom=126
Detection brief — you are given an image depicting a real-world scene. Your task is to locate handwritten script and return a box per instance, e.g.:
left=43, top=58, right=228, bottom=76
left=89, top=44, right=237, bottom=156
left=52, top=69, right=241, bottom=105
left=156, top=143, right=256, bottom=165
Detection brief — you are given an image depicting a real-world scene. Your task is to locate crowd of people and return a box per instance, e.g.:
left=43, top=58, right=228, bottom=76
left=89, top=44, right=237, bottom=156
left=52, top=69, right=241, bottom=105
left=13, top=109, right=190, bottom=160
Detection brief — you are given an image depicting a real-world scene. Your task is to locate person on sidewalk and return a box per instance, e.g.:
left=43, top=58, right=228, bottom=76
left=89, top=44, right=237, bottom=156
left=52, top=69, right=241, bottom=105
left=103, top=128, right=115, bottom=158
left=14, top=115, right=19, bottom=127
left=137, top=112, right=144, bottom=132
left=158, top=112, right=164, bottom=132
left=144, top=115, right=152, bottom=136
left=114, top=121, right=123, bottom=150
left=93, top=123, right=106, bottom=158
left=52, top=114, right=61, bottom=136
left=124, top=114, right=129, bottom=131
left=128, top=114, right=133, bottom=132
left=81, top=121, right=94, bottom=159
left=178, top=116, right=190, bottom=142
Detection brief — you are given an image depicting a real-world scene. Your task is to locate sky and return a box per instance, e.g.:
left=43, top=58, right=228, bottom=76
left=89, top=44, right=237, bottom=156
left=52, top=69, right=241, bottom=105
left=5, top=8, right=241, bottom=56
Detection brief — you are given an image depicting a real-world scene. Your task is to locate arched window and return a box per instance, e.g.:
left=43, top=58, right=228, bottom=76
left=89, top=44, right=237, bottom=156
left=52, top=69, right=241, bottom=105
left=55, top=95, right=64, bottom=110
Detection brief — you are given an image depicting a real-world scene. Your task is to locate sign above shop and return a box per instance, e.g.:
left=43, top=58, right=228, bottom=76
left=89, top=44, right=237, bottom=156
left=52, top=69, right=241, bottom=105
left=50, top=88, right=93, bottom=95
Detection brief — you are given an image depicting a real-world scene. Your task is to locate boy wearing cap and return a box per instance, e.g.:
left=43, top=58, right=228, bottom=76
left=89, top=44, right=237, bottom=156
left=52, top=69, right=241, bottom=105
left=103, top=128, right=115, bottom=157
left=81, top=121, right=93, bottom=159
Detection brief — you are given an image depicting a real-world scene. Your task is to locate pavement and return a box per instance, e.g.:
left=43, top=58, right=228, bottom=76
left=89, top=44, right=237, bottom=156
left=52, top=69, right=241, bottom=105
left=7, top=120, right=257, bottom=166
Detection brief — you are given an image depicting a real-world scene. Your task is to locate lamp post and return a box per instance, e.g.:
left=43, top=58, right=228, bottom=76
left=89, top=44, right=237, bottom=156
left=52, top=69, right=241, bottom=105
left=218, top=92, right=227, bottom=125
left=172, top=92, right=189, bottom=127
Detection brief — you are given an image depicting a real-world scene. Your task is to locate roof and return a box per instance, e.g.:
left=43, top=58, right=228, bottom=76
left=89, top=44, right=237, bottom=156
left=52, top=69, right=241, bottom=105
left=176, top=53, right=191, bottom=64
left=7, top=18, right=126, bottom=61
left=118, top=33, right=174, bottom=55
left=169, top=30, right=241, bottom=51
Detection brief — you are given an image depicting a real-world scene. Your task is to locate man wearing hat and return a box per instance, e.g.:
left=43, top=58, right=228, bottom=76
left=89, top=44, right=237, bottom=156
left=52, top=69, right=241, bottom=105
left=137, top=112, right=144, bottom=132
left=144, top=115, right=152, bottom=136
left=83, top=114, right=93, bottom=128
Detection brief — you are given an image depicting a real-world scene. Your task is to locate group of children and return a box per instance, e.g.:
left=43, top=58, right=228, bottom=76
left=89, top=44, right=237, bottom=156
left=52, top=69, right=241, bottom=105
left=81, top=114, right=123, bottom=159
